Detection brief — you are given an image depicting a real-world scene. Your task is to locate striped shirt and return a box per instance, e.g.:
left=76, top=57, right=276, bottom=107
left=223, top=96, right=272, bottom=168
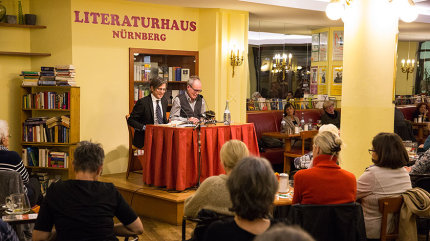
left=0, top=145, right=29, bottom=193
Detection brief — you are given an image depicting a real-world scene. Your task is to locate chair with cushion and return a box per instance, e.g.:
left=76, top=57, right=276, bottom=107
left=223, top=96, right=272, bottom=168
left=284, top=130, right=318, bottom=173
left=126, top=114, right=143, bottom=179
left=287, top=202, right=366, bottom=241
left=378, top=196, right=403, bottom=241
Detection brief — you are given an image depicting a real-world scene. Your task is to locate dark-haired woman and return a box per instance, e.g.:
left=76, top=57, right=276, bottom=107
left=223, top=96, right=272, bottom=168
left=203, top=157, right=278, bottom=241
left=292, top=131, right=356, bottom=204
left=413, top=102, right=428, bottom=122
left=357, top=133, right=412, bottom=240
left=281, top=102, right=300, bottom=134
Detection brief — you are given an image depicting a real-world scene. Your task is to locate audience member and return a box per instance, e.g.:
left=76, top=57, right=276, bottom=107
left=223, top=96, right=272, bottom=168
left=405, top=148, right=430, bottom=174
left=33, top=141, right=143, bottom=241
left=253, top=224, right=315, bottom=241
left=293, top=124, right=339, bottom=169
left=281, top=102, right=300, bottom=134
left=127, top=77, right=169, bottom=148
left=394, top=107, right=416, bottom=142
left=320, top=101, right=340, bottom=128
left=286, top=91, right=294, bottom=101
left=292, top=131, right=356, bottom=204
left=413, top=102, right=429, bottom=121
left=170, top=76, right=206, bottom=124
left=184, top=140, right=249, bottom=218
left=357, top=133, right=412, bottom=240
left=0, top=219, right=19, bottom=241
left=203, top=156, right=278, bottom=241
left=0, top=120, right=41, bottom=207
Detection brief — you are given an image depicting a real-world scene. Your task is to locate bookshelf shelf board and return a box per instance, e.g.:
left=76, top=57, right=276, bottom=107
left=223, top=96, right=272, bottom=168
left=167, top=81, right=188, bottom=84
left=22, top=85, right=76, bottom=89
left=0, top=51, right=51, bottom=56
left=134, top=81, right=150, bottom=84
left=22, top=142, right=74, bottom=147
left=0, top=23, right=47, bottom=29
left=22, top=108, right=70, bottom=111
left=26, top=166, right=68, bottom=170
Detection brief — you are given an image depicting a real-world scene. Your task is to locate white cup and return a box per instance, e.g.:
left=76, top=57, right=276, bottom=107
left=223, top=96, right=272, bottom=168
left=279, top=173, right=289, bottom=193
left=294, top=126, right=300, bottom=134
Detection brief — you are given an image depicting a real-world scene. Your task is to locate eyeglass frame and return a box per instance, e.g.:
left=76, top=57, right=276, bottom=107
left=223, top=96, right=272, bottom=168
left=368, top=149, right=375, bottom=155
left=155, top=87, right=167, bottom=92
left=188, top=84, right=203, bottom=93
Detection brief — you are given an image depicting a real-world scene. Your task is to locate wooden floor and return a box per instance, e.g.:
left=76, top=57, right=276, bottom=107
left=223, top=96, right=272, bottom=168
left=117, top=217, right=196, bottom=241
left=99, top=172, right=195, bottom=225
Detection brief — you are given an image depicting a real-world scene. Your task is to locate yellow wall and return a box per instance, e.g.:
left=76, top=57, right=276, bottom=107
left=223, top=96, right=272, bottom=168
left=396, top=41, right=418, bottom=95
left=0, top=0, right=31, bottom=151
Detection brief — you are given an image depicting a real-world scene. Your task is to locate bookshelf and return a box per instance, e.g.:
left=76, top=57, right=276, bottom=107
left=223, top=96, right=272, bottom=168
left=128, top=48, right=199, bottom=113
left=20, top=86, right=80, bottom=179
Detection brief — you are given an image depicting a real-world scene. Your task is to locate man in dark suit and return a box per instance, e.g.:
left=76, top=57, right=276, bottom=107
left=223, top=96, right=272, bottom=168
left=127, top=77, right=168, bottom=148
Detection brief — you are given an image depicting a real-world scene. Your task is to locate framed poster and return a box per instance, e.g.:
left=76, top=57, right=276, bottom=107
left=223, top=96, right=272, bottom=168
left=319, top=32, right=328, bottom=62
left=311, top=34, right=320, bottom=62
left=333, top=31, right=344, bottom=61
left=318, top=66, right=328, bottom=95
left=310, top=66, right=318, bottom=94
left=331, top=66, right=343, bottom=96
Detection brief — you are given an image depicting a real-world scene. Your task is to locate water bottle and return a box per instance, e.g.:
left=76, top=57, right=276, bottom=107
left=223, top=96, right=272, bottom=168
left=300, top=112, right=305, bottom=129
left=223, top=101, right=231, bottom=125
left=281, top=119, right=286, bottom=132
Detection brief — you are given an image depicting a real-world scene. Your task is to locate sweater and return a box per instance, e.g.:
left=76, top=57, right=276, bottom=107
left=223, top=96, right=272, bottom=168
left=184, top=174, right=234, bottom=218
left=357, top=165, right=412, bottom=239
left=320, top=110, right=340, bottom=128
left=292, top=154, right=356, bottom=205
left=0, top=146, right=29, bottom=194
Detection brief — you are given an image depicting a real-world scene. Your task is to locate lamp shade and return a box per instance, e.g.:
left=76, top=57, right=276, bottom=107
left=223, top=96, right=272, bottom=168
left=399, top=3, right=418, bottom=22
left=326, top=1, right=344, bottom=20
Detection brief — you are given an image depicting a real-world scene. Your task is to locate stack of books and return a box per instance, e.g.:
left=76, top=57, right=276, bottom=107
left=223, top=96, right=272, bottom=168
left=23, top=115, right=70, bottom=143
left=55, top=65, right=76, bottom=86
left=167, top=67, right=190, bottom=82
left=39, top=67, right=56, bottom=86
left=22, top=91, right=70, bottom=110
left=21, top=71, right=40, bottom=86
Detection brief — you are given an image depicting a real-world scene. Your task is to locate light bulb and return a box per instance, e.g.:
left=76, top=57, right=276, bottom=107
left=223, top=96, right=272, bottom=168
left=326, top=2, right=344, bottom=20
left=400, top=2, right=418, bottom=23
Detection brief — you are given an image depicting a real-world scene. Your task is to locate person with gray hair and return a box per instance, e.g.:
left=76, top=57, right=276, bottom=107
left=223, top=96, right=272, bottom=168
left=33, top=141, right=143, bottom=241
left=292, top=131, right=356, bottom=205
left=203, top=156, right=278, bottom=241
left=170, top=75, right=206, bottom=124
left=0, top=119, right=40, bottom=206
left=320, top=101, right=341, bottom=128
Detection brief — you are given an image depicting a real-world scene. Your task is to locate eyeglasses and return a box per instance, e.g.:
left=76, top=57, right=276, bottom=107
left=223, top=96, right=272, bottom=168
left=156, top=87, right=167, bottom=92
left=188, top=85, right=202, bottom=93
left=368, top=149, right=375, bottom=154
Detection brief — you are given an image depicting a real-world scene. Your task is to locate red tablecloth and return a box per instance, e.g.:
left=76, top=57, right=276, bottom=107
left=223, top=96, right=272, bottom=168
left=142, top=123, right=260, bottom=190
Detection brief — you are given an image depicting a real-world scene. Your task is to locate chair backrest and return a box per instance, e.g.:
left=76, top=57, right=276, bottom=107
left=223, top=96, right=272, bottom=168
left=0, top=170, right=25, bottom=203
left=378, top=196, right=403, bottom=241
left=287, top=202, right=366, bottom=241
left=300, top=130, right=318, bottom=155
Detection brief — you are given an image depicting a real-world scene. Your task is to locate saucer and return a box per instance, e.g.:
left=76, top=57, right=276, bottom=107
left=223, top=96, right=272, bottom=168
left=4, top=209, right=30, bottom=215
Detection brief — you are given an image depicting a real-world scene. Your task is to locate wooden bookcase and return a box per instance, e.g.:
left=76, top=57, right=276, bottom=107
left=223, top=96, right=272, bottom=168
left=128, top=48, right=199, bottom=113
left=20, top=86, right=80, bottom=179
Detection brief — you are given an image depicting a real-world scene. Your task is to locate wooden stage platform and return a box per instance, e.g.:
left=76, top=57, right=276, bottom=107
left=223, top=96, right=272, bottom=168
left=99, top=172, right=195, bottom=225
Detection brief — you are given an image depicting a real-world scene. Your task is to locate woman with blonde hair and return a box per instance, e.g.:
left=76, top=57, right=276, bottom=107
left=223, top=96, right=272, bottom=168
left=184, top=139, right=249, bottom=218
left=292, top=131, right=356, bottom=204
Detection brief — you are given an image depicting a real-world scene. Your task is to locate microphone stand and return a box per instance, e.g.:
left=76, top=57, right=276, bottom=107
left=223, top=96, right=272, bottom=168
left=194, top=120, right=204, bottom=187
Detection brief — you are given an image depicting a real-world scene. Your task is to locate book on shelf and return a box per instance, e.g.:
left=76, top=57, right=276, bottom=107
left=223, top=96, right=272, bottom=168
left=23, top=115, right=70, bottom=143
left=175, top=68, right=182, bottom=81
left=181, top=68, right=190, bottom=82
left=23, top=147, right=69, bottom=168
left=23, top=91, right=70, bottom=109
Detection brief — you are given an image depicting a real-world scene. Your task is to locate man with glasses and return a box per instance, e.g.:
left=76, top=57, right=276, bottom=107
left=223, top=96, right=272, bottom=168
left=127, top=76, right=168, bottom=148
left=170, top=76, right=206, bottom=124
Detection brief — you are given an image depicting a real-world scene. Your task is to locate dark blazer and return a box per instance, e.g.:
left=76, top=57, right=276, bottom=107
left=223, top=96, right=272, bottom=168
left=127, top=95, right=168, bottom=148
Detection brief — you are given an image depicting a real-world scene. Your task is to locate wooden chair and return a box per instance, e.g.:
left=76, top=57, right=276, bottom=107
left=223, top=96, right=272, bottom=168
left=378, top=196, right=404, bottom=241
left=126, top=114, right=143, bottom=179
left=283, top=130, right=318, bottom=173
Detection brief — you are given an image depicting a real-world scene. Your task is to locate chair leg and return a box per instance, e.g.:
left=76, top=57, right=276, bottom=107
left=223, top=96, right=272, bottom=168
left=182, top=216, right=187, bottom=241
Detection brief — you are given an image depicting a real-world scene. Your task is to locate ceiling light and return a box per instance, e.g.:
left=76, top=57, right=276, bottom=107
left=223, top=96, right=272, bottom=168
left=326, top=0, right=345, bottom=20
left=399, top=0, right=418, bottom=22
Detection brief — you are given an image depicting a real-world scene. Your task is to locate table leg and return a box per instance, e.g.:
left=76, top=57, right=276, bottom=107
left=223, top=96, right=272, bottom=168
left=283, top=139, right=292, bottom=174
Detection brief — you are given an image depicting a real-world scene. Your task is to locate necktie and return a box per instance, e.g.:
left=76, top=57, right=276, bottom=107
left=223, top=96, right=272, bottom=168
left=156, top=100, right=163, bottom=124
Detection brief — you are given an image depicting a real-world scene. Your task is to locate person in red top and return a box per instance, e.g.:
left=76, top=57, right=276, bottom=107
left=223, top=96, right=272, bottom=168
left=292, top=131, right=356, bottom=204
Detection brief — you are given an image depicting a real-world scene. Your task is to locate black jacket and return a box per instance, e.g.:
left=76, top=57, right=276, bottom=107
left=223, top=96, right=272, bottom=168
left=127, top=95, right=168, bottom=148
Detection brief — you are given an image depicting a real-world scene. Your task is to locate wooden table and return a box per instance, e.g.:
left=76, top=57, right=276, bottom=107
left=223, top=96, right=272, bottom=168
left=262, top=132, right=300, bottom=173
left=273, top=188, right=294, bottom=220
left=273, top=188, right=294, bottom=206
left=412, top=122, right=430, bottom=143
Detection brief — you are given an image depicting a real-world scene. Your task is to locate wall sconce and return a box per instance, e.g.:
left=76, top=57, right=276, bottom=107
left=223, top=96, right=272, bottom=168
left=230, top=48, right=243, bottom=77
left=272, top=53, right=293, bottom=80
left=401, top=58, right=415, bottom=79
left=325, top=0, right=418, bottom=22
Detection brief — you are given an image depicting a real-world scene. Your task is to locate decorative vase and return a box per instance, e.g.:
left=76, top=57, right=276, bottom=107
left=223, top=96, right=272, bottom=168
left=17, top=0, right=23, bottom=24
left=0, top=1, right=6, bottom=22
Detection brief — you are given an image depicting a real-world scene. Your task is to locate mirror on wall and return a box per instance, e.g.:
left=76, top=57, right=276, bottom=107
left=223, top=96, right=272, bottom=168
left=248, top=21, right=312, bottom=101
